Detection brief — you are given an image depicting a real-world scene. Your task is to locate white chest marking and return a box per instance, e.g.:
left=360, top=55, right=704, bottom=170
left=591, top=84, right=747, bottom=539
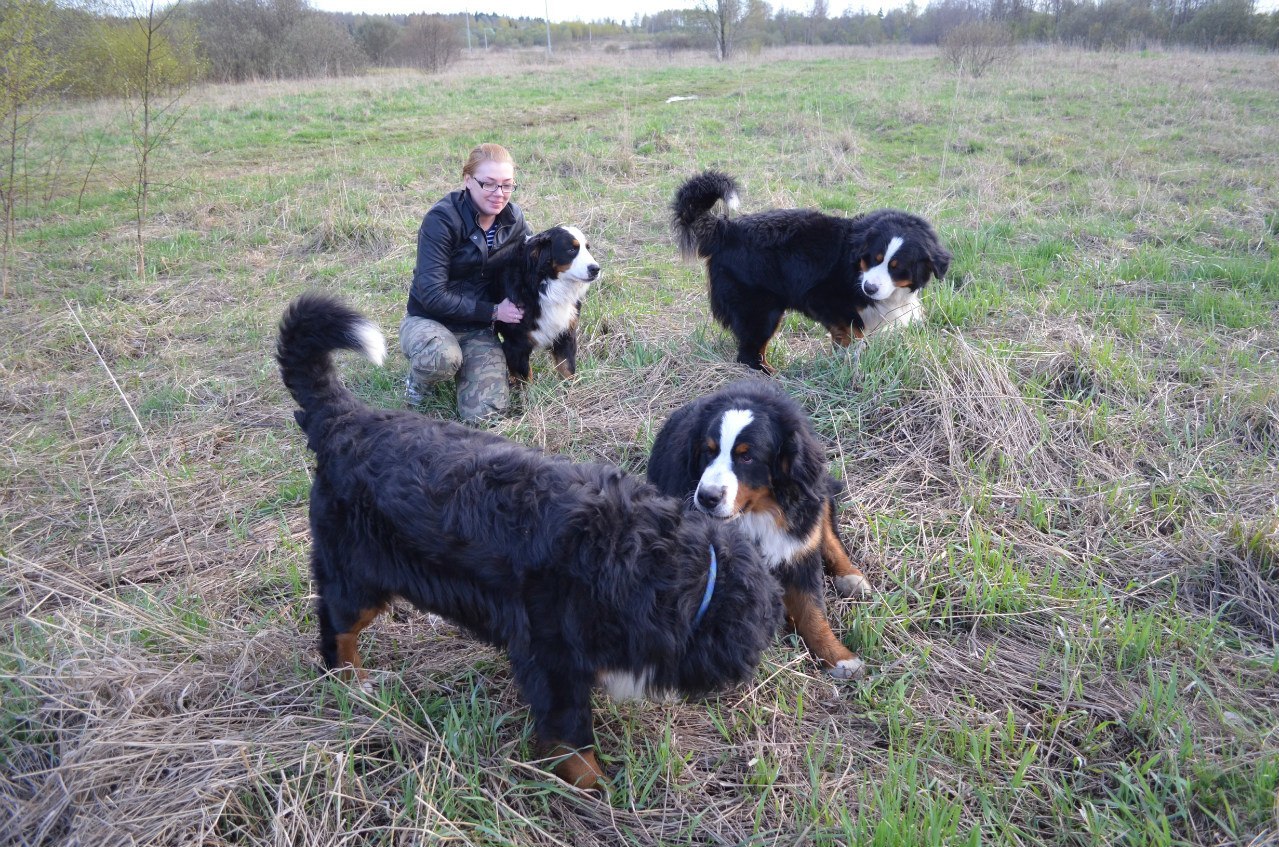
left=860, top=288, right=923, bottom=336
left=598, top=667, right=673, bottom=702
left=530, top=277, right=588, bottom=347
left=736, top=511, right=821, bottom=569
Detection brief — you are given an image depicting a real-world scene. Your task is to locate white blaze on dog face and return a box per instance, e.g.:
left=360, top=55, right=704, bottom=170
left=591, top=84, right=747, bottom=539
left=696, top=409, right=754, bottom=519
left=860, top=236, right=904, bottom=301
left=561, top=225, right=599, bottom=283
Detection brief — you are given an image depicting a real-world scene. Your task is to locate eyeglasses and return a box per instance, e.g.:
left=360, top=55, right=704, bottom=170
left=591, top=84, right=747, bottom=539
left=472, top=178, right=518, bottom=195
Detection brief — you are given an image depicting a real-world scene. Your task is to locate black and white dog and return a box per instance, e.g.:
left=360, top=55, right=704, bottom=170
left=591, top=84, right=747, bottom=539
left=673, top=171, right=951, bottom=372
left=489, top=225, right=599, bottom=382
left=277, top=294, right=781, bottom=791
left=647, top=378, right=872, bottom=679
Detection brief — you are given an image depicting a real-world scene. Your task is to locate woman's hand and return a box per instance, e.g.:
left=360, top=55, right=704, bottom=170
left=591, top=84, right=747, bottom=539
left=493, top=299, right=525, bottom=323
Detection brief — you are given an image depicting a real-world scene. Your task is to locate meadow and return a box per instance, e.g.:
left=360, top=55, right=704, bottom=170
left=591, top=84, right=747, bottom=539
left=2, top=43, right=1277, bottom=846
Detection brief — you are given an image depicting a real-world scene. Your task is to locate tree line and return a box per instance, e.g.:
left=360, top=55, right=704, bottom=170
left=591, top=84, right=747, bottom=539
left=5, top=0, right=1275, bottom=99
left=640, top=0, right=1277, bottom=55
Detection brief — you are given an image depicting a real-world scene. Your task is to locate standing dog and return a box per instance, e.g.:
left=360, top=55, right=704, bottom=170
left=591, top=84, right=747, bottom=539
left=277, top=294, right=781, bottom=791
left=672, top=170, right=951, bottom=372
left=489, top=225, right=599, bottom=382
left=647, top=378, right=872, bottom=679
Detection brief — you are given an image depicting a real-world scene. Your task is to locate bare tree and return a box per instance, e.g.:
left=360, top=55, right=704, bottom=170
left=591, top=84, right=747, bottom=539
left=0, top=0, right=61, bottom=297
left=940, top=20, right=1015, bottom=77
left=108, top=0, right=200, bottom=279
left=808, top=0, right=827, bottom=44
left=391, top=15, right=461, bottom=73
left=699, top=0, right=742, bottom=60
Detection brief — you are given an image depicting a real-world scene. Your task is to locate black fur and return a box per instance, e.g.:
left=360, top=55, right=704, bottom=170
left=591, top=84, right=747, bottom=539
left=672, top=170, right=952, bottom=371
left=647, top=379, right=871, bottom=678
left=488, top=225, right=600, bottom=382
left=276, top=294, right=781, bottom=789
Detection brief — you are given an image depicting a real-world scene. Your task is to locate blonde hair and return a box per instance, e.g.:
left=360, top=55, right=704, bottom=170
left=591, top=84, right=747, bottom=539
left=462, top=143, right=515, bottom=178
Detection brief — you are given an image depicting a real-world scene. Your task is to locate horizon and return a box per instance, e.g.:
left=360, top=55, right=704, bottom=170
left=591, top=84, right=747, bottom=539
left=307, top=0, right=912, bottom=24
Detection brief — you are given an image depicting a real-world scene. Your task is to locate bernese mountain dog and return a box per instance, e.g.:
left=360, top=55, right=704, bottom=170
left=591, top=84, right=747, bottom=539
left=646, top=378, right=872, bottom=679
left=672, top=170, right=952, bottom=372
left=488, top=225, right=599, bottom=382
left=276, top=294, right=781, bottom=791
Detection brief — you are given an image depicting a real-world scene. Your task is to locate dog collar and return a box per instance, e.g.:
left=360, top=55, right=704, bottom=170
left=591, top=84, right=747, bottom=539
left=692, top=545, right=718, bottom=630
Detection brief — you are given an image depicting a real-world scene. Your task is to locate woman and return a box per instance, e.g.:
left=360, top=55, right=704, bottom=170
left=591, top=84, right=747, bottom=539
left=401, top=143, right=529, bottom=423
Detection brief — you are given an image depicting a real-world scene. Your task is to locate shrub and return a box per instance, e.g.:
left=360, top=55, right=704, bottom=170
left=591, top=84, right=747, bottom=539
left=940, top=20, right=1015, bottom=78
left=390, top=15, right=462, bottom=74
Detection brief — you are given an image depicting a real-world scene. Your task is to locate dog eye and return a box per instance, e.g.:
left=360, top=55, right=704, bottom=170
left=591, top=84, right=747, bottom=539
left=875, top=254, right=884, bottom=263
left=736, top=453, right=753, bottom=464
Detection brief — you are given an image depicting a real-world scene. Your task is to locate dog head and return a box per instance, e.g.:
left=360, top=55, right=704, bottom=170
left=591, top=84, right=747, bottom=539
left=683, top=380, right=826, bottom=524
left=526, top=225, right=600, bottom=288
left=854, top=211, right=951, bottom=302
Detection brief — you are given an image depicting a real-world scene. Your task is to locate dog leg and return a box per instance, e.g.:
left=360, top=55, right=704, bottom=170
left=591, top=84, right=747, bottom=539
left=828, top=323, right=854, bottom=347
left=731, top=307, right=783, bottom=372
left=332, top=604, right=387, bottom=690
left=783, top=587, right=865, bottom=680
left=546, top=743, right=607, bottom=792
left=551, top=331, right=577, bottom=379
left=505, top=347, right=533, bottom=383
left=821, top=504, right=872, bottom=599
left=513, top=653, right=607, bottom=791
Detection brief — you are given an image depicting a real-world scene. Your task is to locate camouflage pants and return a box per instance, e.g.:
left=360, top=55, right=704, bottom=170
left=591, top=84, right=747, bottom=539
left=399, top=315, right=510, bottom=424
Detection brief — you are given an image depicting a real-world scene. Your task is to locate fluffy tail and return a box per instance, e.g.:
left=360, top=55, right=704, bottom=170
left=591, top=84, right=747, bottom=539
left=276, top=293, right=386, bottom=423
left=671, top=170, right=740, bottom=262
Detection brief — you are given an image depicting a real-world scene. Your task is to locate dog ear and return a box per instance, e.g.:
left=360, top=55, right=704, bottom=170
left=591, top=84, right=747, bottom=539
left=776, top=427, right=823, bottom=497
left=525, top=230, right=556, bottom=278
left=929, top=243, right=952, bottom=281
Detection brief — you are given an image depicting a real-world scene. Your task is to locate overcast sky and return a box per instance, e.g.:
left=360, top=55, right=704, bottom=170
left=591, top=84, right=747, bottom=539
left=307, top=0, right=904, bottom=24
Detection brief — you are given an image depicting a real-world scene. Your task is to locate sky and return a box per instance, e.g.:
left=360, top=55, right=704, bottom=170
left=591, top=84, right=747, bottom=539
left=307, top=0, right=902, bottom=24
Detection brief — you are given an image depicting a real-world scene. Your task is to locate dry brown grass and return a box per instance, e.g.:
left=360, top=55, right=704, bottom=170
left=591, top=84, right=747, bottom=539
left=3, top=44, right=1278, bottom=846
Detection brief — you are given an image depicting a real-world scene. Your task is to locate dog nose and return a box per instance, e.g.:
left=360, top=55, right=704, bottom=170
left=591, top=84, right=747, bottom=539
left=696, top=485, right=725, bottom=511
left=862, top=281, right=878, bottom=296
left=586, top=264, right=600, bottom=280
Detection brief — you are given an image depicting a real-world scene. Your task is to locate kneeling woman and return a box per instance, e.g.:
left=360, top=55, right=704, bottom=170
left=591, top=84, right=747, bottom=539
left=401, top=142, right=529, bottom=423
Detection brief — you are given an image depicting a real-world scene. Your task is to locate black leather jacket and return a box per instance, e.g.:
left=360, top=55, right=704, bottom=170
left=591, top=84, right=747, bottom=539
left=406, top=188, right=531, bottom=331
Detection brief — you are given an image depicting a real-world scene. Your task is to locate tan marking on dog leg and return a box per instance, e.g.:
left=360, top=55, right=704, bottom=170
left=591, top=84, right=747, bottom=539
left=783, top=588, right=865, bottom=679
left=548, top=744, right=607, bottom=792
left=821, top=507, right=872, bottom=599
left=829, top=324, right=853, bottom=347
left=335, top=605, right=386, bottom=689
left=553, top=357, right=574, bottom=379
left=758, top=341, right=776, bottom=374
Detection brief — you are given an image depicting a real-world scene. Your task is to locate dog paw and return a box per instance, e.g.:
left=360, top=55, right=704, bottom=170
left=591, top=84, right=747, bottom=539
left=827, top=657, right=866, bottom=680
left=833, top=572, right=873, bottom=599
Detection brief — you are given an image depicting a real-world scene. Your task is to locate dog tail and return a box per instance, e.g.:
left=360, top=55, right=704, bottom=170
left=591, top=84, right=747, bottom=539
left=276, top=293, right=386, bottom=421
left=672, top=170, right=740, bottom=262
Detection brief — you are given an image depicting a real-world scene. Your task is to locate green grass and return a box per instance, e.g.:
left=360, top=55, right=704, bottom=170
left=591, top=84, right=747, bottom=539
left=2, top=44, right=1278, bottom=847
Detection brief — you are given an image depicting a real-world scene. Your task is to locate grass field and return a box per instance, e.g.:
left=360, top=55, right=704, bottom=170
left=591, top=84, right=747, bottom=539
left=2, top=43, right=1278, bottom=846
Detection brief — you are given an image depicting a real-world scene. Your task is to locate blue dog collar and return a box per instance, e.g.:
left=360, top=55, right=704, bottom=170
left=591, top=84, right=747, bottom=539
left=692, top=545, right=718, bottom=630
